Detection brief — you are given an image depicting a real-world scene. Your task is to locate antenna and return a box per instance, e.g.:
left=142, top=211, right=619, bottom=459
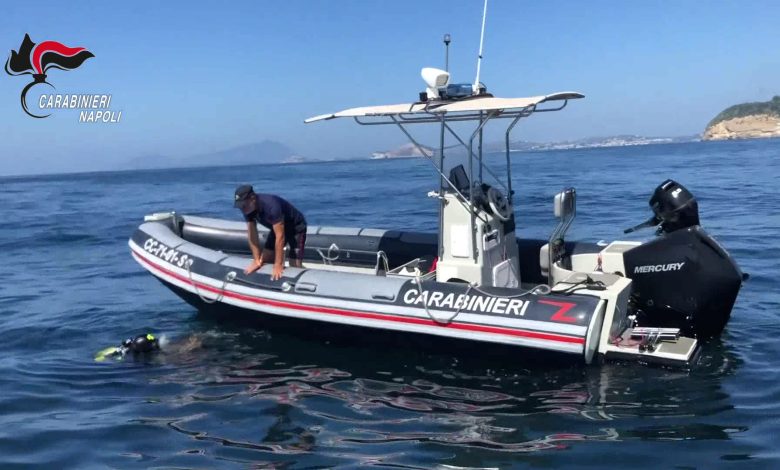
left=443, top=33, right=451, bottom=72
left=473, top=0, right=488, bottom=93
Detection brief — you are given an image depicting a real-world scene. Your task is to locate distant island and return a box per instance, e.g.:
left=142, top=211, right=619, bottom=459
left=703, top=96, right=780, bottom=140
left=123, top=140, right=322, bottom=170
left=508, top=135, right=699, bottom=152
left=371, top=143, right=434, bottom=159
left=371, top=136, right=697, bottom=161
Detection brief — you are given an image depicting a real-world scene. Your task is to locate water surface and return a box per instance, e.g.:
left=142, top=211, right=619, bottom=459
left=0, top=140, right=778, bottom=468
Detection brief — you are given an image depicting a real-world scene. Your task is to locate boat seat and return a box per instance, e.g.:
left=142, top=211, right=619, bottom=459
left=553, top=270, right=625, bottom=289
left=539, top=241, right=602, bottom=281
left=388, top=257, right=424, bottom=277
left=175, top=215, right=437, bottom=271
left=448, top=164, right=471, bottom=196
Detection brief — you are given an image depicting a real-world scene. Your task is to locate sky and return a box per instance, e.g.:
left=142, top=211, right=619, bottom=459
left=1, top=0, right=779, bottom=176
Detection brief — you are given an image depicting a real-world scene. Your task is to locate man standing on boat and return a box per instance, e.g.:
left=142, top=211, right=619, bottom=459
left=233, top=184, right=307, bottom=280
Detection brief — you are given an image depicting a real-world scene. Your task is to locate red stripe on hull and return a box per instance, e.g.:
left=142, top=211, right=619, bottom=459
left=131, top=248, right=585, bottom=346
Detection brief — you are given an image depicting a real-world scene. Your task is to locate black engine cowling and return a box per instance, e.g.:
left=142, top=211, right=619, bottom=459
left=650, top=179, right=700, bottom=234
left=623, top=180, right=743, bottom=338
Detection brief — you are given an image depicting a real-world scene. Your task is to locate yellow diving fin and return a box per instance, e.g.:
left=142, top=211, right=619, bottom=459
left=94, top=346, right=120, bottom=362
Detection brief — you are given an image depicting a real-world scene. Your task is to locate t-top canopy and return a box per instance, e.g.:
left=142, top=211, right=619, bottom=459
left=304, top=91, right=584, bottom=123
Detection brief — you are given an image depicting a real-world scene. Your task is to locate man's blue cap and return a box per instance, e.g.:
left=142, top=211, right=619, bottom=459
left=234, top=184, right=254, bottom=207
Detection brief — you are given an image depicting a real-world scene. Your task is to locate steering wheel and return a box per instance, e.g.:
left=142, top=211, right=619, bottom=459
left=487, top=187, right=511, bottom=221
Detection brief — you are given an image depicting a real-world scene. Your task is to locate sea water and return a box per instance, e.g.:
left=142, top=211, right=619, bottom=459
left=0, top=139, right=778, bottom=468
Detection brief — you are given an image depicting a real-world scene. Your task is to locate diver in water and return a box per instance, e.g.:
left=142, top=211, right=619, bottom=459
left=95, top=333, right=161, bottom=361
left=95, top=332, right=206, bottom=362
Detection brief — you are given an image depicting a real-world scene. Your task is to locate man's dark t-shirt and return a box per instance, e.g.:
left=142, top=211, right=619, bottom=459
left=244, top=193, right=306, bottom=233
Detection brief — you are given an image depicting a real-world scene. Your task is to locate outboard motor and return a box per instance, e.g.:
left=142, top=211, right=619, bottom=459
left=623, top=180, right=743, bottom=338
left=624, top=179, right=700, bottom=235
left=649, top=179, right=700, bottom=233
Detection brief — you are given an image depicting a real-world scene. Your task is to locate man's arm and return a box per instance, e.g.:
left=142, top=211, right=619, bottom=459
left=271, top=222, right=285, bottom=280
left=244, top=221, right=264, bottom=274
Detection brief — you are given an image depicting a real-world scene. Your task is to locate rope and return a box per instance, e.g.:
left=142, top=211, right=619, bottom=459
left=316, top=243, right=340, bottom=265
left=375, top=250, right=390, bottom=275
left=413, top=274, right=474, bottom=325
left=550, top=277, right=606, bottom=295
left=186, top=259, right=236, bottom=304
left=469, top=282, right=551, bottom=298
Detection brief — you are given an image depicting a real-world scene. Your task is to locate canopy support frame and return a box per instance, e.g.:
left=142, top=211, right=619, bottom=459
left=325, top=96, right=576, bottom=269
left=388, top=116, right=486, bottom=225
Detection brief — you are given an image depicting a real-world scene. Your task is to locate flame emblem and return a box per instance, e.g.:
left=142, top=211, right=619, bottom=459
left=5, top=34, right=94, bottom=118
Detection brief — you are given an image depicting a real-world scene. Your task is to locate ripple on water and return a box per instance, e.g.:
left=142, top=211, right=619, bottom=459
left=1, top=141, right=779, bottom=467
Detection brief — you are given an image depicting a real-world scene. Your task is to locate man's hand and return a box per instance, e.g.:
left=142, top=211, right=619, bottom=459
left=271, top=263, right=284, bottom=281
left=244, top=259, right=263, bottom=275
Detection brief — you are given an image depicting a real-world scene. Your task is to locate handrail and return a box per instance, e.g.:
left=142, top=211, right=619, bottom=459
left=353, top=109, right=537, bottom=125
left=349, top=99, right=571, bottom=126
left=349, top=98, right=576, bottom=268
left=439, top=120, right=507, bottom=193
left=467, top=111, right=497, bottom=260
left=504, top=109, right=534, bottom=203
left=548, top=188, right=576, bottom=286
left=389, top=117, right=488, bottom=224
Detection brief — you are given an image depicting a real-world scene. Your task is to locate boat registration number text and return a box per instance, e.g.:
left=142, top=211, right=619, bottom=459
left=143, top=238, right=190, bottom=268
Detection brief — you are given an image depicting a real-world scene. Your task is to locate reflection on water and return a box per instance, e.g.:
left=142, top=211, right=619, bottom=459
left=1, top=141, right=776, bottom=467
left=128, top=321, right=743, bottom=464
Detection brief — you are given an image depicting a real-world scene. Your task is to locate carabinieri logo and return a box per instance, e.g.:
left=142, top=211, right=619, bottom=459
left=5, top=34, right=93, bottom=118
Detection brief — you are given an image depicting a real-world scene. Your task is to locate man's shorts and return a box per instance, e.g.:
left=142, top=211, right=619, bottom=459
left=264, top=226, right=307, bottom=260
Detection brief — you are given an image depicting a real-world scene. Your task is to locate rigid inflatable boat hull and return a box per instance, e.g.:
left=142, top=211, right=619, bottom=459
left=130, top=221, right=607, bottom=362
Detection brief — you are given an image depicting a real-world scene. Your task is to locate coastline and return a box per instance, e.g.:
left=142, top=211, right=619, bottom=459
left=703, top=114, right=780, bottom=141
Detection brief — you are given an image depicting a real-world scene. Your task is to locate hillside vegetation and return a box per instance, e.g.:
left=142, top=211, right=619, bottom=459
left=708, top=96, right=780, bottom=127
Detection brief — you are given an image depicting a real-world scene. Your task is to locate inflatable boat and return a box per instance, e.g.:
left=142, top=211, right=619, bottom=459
left=130, top=66, right=743, bottom=367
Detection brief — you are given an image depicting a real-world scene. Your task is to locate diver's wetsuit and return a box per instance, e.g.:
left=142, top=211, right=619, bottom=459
left=121, top=334, right=160, bottom=354
left=95, top=333, right=164, bottom=362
